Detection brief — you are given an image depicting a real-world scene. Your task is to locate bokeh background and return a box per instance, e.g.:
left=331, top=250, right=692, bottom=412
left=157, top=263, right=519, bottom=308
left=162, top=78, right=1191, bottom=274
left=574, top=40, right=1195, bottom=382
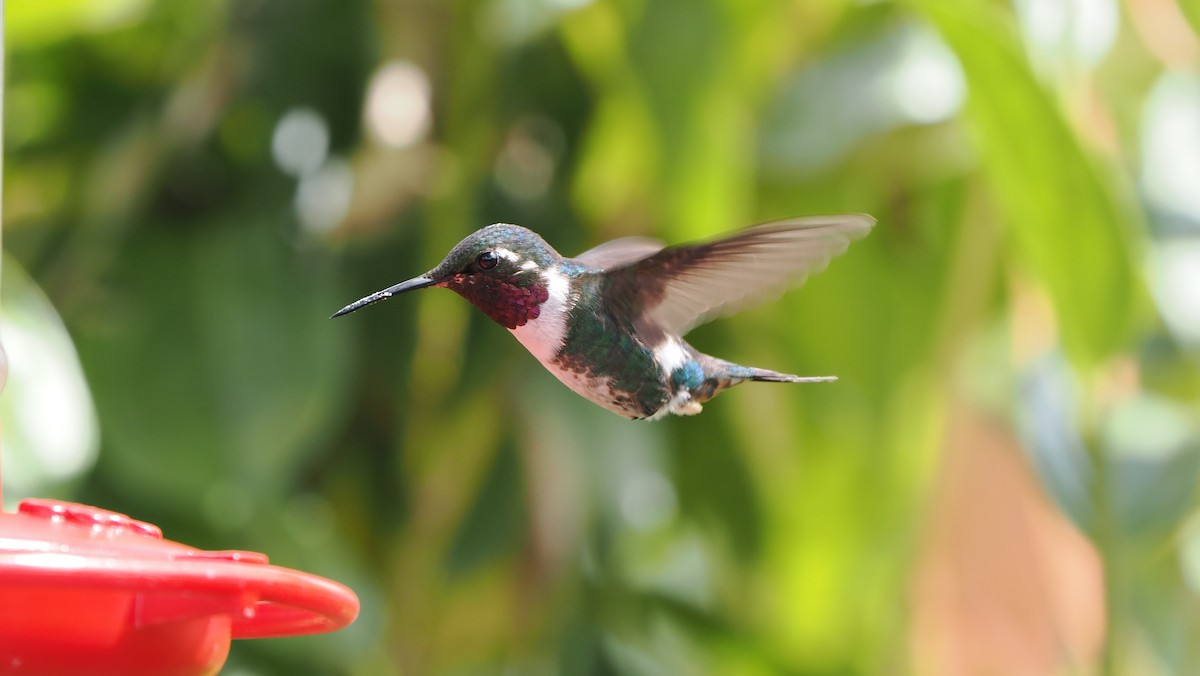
left=4, top=0, right=1200, bottom=673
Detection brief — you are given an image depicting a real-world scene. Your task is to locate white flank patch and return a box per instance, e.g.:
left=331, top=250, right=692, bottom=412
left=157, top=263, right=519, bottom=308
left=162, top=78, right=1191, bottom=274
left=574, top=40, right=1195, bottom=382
left=510, top=265, right=571, bottom=363
left=655, top=338, right=702, bottom=419
left=653, top=338, right=689, bottom=373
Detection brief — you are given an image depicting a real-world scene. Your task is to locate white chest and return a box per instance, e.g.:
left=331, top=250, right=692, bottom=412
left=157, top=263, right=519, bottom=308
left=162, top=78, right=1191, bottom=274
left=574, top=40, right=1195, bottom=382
left=508, top=266, right=571, bottom=363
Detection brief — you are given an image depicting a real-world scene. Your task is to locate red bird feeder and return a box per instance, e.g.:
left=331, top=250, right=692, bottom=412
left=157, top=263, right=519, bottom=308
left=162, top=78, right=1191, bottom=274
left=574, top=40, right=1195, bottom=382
left=0, top=497, right=359, bottom=674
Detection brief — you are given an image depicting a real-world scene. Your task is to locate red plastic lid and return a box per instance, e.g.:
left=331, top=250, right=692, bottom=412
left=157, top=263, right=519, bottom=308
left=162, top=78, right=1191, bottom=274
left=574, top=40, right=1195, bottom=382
left=0, top=499, right=360, bottom=675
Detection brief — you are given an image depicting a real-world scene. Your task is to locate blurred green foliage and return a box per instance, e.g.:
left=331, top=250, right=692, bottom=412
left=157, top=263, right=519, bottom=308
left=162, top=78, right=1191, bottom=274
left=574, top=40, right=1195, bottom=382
left=4, top=0, right=1200, bottom=674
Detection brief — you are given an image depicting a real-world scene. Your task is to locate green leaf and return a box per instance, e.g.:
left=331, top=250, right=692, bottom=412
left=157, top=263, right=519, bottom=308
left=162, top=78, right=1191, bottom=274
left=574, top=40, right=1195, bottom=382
left=0, top=254, right=100, bottom=501
left=1180, top=0, right=1200, bottom=40
left=6, top=0, right=152, bottom=50
left=444, top=438, right=526, bottom=577
left=916, top=0, right=1139, bottom=366
left=673, top=422, right=763, bottom=561
left=76, top=220, right=352, bottom=512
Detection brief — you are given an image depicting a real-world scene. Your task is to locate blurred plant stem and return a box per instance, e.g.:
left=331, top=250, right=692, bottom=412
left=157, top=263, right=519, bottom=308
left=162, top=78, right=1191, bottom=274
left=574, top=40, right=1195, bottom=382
left=1082, top=371, right=1123, bottom=676
left=1088, top=430, right=1119, bottom=676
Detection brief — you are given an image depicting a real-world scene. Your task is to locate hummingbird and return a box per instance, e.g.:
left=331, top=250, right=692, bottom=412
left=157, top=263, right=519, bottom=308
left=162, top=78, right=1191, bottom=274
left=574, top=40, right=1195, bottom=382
left=333, top=215, right=874, bottom=420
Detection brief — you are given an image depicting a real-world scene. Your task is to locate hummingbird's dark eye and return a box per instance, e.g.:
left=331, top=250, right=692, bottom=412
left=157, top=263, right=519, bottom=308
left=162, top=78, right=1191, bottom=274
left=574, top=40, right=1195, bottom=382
left=477, top=251, right=499, bottom=270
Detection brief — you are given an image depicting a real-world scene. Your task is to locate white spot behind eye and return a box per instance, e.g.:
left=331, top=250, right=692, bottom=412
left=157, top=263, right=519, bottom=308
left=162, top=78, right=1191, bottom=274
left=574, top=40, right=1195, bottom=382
left=520, top=260, right=538, bottom=271
left=494, top=248, right=521, bottom=262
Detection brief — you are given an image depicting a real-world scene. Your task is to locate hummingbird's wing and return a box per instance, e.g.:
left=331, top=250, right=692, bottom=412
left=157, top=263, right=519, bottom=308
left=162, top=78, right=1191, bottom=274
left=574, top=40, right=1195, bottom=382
left=613, top=215, right=875, bottom=336
left=572, top=237, right=665, bottom=270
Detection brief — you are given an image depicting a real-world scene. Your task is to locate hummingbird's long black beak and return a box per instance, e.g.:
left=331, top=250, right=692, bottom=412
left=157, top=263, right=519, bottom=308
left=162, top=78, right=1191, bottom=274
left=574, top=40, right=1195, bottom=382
left=331, top=275, right=438, bottom=318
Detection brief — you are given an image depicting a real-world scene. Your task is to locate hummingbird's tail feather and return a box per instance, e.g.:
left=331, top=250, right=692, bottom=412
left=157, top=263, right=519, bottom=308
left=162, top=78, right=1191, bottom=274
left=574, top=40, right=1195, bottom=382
left=663, top=345, right=839, bottom=417
left=746, top=369, right=837, bottom=383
